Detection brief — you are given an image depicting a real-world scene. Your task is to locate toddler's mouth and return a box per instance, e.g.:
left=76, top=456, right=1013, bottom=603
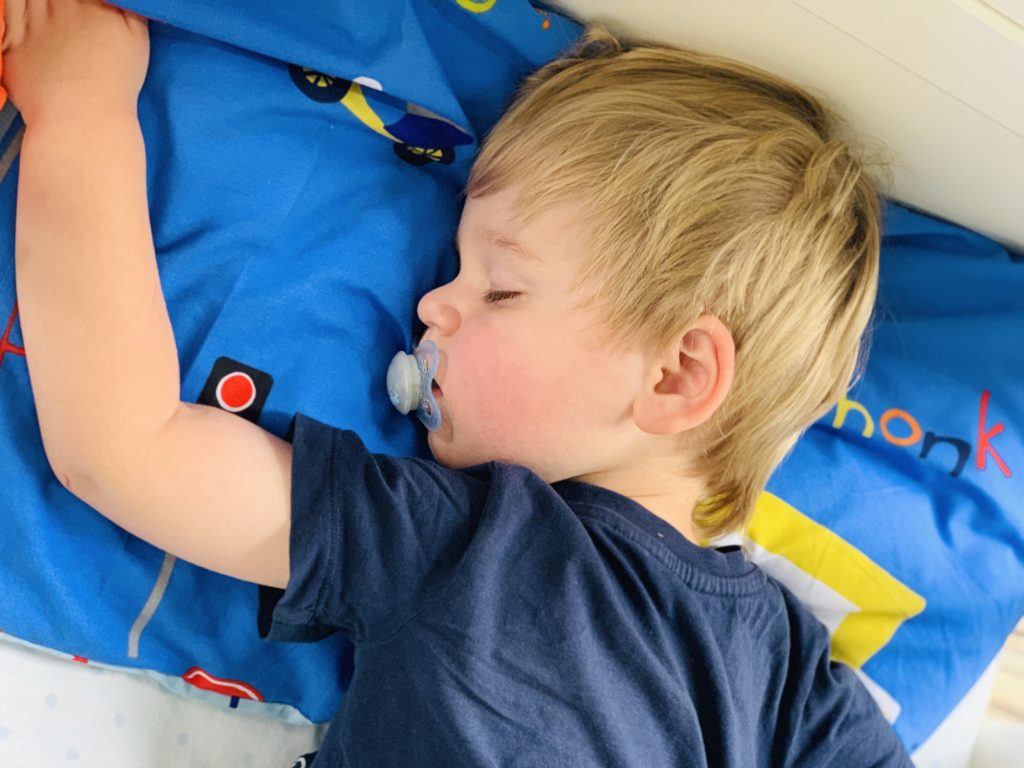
left=431, top=380, right=443, bottom=398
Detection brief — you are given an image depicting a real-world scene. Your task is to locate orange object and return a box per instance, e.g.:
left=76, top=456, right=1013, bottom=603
left=0, top=0, right=6, bottom=108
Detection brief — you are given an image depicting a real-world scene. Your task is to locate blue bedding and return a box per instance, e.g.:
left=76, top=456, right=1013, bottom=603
left=763, top=201, right=1024, bottom=747
left=0, top=0, right=580, bottom=723
left=0, top=0, right=1020, bottom=753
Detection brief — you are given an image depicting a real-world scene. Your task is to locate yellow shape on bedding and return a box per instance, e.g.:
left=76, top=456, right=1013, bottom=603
left=747, top=492, right=927, bottom=670
left=340, top=83, right=397, bottom=142
left=456, top=0, right=498, bottom=12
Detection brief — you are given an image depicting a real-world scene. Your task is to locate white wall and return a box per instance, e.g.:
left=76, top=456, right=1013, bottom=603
left=552, top=0, right=1024, bottom=252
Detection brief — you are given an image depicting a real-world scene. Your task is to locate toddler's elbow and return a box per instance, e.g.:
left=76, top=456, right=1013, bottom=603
left=49, top=459, right=89, bottom=502
left=42, top=444, right=103, bottom=508
left=56, top=467, right=74, bottom=494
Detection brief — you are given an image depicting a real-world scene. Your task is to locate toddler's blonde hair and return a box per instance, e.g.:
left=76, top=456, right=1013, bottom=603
left=467, top=24, right=887, bottom=538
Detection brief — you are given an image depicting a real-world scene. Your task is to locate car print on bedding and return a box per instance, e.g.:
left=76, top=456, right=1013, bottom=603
left=288, top=64, right=474, bottom=166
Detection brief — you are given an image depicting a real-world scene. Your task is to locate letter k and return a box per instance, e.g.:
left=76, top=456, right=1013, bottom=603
left=977, top=390, right=1011, bottom=477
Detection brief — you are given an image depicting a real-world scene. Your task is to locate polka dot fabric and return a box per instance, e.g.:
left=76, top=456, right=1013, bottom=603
left=0, top=633, right=324, bottom=766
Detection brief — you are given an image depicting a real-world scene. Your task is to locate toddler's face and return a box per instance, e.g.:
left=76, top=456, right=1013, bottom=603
left=416, top=187, right=646, bottom=482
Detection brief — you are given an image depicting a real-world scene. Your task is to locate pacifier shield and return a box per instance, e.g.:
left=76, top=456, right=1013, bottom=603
left=386, top=340, right=442, bottom=432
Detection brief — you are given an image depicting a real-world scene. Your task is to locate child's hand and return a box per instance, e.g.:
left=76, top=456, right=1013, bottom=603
left=2, top=0, right=149, bottom=125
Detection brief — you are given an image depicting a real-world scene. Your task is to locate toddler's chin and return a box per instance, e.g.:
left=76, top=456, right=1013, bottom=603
left=428, top=432, right=499, bottom=471
left=426, top=431, right=462, bottom=468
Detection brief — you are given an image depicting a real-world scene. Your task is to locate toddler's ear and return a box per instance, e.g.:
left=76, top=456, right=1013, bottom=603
left=632, top=316, right=735, bottom=436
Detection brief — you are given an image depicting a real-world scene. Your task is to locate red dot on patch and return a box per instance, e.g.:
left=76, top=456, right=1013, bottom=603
left=216, top=372, right=256, bottom=412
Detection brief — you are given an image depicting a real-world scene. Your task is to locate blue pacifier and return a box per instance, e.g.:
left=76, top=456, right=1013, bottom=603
left=387, top=340, right=442, bottom=432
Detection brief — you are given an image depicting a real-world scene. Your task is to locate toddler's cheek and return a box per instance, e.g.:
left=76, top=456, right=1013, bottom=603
left=457, top=335, right=556, bottom=430
left=464, top=352, right=575, bottom=442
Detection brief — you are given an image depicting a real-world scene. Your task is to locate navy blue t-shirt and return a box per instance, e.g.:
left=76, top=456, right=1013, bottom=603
left=259, top=415, right=912, bottom=767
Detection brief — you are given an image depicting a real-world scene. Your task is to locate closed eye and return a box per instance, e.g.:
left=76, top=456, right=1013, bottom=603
left=484, top=289, right=521, bottom=304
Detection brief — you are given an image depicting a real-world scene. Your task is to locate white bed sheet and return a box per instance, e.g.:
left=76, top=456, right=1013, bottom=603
left=0, top=633, right=325, bottom=768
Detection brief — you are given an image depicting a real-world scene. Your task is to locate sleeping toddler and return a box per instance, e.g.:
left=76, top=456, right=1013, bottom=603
left=5, top=0, right=912, bottom=765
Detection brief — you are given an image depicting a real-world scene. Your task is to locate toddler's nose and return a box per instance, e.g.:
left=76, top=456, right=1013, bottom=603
left=416, top=284, right=461, bottom=336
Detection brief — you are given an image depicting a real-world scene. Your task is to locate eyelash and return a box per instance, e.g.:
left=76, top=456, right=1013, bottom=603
left=484, top=290, right=521, bottom=304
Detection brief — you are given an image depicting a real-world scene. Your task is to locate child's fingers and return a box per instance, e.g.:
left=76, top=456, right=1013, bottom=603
left=26, top=0, right=49, bottom=37
left=0, top=0, right=4, bottom=106
left=121, top=8, right=148, bottom=35
left=100, top=0, right=147, bottom=25
left=3, top=0, right=25, bottom=53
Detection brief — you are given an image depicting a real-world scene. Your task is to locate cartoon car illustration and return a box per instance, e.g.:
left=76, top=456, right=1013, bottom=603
left=288, top=64, right=474, bottom=166
left=182, top=666, right=265, bottom=710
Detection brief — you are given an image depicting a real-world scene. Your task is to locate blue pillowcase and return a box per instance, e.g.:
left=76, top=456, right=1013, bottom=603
left=759, top=200, right=1024, bottom=750
left=0, top=0, right=579, bottom=723
left=1, top=0, right=1018, bottom=752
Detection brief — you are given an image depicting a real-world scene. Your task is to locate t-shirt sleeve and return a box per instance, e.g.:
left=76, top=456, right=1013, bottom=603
left=259, top=413, right=489, bottom=645
left=774, top=586, right=914, bottom=768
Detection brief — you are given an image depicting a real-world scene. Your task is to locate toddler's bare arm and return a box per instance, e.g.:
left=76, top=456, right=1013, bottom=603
left=7, top=0, right=290, bottom=588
